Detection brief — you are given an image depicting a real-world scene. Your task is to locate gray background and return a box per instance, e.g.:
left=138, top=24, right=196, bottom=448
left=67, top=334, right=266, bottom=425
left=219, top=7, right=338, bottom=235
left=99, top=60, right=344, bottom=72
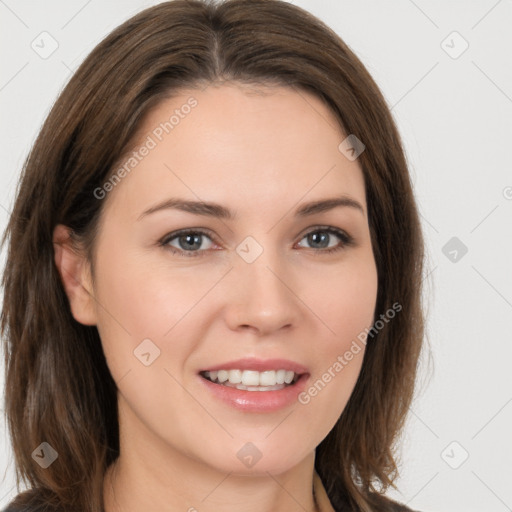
left=1, top=1, right=511, bottom=511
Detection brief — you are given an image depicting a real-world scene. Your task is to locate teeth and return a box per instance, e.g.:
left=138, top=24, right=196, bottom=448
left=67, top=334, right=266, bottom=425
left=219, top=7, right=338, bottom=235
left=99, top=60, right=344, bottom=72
left=217, top=370, right=229, bottom=383
left=242, top=370, right=260, bottom=386
left=203, top=369, right=299, bottom=388
left=259, top=370, right=276, bottom=386
left=228, top=369, right=242, bottom=384
left=284, top=370, right=295, bottom=384
left=220, top=381, right=287, bottom=392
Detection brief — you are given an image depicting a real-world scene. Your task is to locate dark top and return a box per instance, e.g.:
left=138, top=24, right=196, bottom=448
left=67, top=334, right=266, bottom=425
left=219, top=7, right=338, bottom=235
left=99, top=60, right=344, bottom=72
left=3, top=505, right=418, bottom=512
left=3, top=483, right=419, bottom=512
left=3, top=504, right=418, bottom=512
left=2, top=500, right=419, bottom=512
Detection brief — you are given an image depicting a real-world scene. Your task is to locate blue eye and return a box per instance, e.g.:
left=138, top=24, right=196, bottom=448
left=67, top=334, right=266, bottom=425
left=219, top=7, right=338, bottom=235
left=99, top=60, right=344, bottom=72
left=297, top=227, right=354, bottom=254
left=160, top=227, right=354, bottom=258
left=161, top=229, right=216, bottom=256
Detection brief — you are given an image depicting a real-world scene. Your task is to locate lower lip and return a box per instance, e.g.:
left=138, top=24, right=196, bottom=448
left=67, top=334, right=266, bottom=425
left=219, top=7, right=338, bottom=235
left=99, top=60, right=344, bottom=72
left=198, top=373, right=310, bottom=412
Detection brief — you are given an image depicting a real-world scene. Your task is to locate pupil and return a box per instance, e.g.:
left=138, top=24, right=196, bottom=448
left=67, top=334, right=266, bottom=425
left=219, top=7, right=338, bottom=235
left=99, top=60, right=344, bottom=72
left=180, top=234, right=201, bottom=250
left=309, top=232, right=328, bottom=248
left=177, top=232, right=331, bottom=251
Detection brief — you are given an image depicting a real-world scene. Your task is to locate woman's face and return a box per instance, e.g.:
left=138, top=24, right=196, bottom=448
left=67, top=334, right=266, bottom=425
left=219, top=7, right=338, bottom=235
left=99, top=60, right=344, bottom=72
left=80, top=83, right=378, bottom=475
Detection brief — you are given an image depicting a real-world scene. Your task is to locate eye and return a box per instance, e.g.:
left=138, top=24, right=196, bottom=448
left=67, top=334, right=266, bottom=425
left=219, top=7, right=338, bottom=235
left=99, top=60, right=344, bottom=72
left=296, top=227, right=354, bottom=254
left=160, top=229, right=217, bottom=257
left=159, top=226, right=354, bottom=258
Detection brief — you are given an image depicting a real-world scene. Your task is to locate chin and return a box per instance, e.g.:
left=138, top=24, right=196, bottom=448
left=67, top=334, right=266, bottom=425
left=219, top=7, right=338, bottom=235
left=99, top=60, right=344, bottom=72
left=201, top=441, right=309, bottom=477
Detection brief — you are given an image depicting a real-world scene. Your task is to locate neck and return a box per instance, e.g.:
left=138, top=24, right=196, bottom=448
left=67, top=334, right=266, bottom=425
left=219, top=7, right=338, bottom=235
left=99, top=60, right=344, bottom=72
left=103, top=454, right=319, bottom=512
left=103, top=400, right=319, bottom=512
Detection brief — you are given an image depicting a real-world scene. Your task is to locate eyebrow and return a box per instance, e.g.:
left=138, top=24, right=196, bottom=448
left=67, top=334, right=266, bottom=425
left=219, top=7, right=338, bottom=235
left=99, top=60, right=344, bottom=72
left=137, top=195, right=365, bottom=221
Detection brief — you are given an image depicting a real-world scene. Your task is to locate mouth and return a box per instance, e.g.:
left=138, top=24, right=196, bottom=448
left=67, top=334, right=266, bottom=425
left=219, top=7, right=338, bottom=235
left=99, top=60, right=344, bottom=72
left=200, top=369, right=301, bottom=391
left=197, top=359, right=310, bottom=412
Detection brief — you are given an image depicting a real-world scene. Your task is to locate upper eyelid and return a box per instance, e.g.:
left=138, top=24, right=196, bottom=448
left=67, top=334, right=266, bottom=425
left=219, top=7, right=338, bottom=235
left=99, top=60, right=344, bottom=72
left=161, top=225, right=351, bottom=248
left=161, top=227, right=218, bottom=245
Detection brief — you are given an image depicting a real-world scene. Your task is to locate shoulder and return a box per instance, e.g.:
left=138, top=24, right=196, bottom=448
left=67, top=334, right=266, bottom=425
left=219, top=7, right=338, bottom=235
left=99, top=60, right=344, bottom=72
left=1, top=491, right=57, bottom=512
left=367, top=493, right=420, bottom=512
left=2, top=502, right=42, bottom=512
left=2, top=504, right=33, bottom=512
left=385, top=498, right=420, bottom=512
left=2, top=502, right=57, bottom=512
left=2, top=501, right=33, bottom=512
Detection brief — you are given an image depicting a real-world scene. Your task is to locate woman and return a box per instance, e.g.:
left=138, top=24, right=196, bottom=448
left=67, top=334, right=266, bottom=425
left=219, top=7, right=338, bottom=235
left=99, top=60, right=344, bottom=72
left=1, top=1, right=425, bottom=511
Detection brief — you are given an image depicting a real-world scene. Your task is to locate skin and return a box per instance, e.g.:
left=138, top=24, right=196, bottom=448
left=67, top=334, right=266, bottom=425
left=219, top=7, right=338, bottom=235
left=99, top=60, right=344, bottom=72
left=54, top=82, right=378, bottom=512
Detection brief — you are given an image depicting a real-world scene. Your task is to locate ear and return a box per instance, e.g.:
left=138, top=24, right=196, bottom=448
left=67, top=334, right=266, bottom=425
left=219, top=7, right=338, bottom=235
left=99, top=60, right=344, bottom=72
left=53, top=224, right=97, bottom=326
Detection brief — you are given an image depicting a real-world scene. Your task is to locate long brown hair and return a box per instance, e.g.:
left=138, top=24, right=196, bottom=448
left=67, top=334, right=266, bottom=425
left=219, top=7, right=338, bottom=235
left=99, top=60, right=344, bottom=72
left=1, top=1, right=425, bottom=510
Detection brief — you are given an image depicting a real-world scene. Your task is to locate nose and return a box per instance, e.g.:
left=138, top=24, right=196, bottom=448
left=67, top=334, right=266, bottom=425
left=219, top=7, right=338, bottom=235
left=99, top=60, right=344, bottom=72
left=223, top=248, right=301, bottom=336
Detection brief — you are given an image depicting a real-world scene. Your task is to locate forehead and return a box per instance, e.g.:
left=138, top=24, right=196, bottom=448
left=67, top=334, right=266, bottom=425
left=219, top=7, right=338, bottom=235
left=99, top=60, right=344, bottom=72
left=102, top=83, right=367, bottom=220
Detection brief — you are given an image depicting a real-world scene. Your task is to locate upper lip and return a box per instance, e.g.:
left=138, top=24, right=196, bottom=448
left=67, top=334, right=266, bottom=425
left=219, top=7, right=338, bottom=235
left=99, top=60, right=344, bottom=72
left=200, top=358, right=309, bottom=375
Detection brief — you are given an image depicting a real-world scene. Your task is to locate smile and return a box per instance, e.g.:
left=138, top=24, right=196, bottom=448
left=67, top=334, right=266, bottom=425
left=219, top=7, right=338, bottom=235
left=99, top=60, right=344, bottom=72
left=201, top=369, right=300, bottom=391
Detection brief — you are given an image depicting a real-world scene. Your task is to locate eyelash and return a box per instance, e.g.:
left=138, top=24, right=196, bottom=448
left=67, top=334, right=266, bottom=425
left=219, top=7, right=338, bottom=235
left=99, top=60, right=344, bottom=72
left=159, top=226, right=355, bottom=258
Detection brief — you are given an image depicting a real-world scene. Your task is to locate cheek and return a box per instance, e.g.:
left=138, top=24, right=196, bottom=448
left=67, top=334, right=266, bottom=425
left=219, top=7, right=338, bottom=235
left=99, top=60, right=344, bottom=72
left=324, top=258, right=378, bottom=379
left=306, top=253, right=378, bottom=349
left=91, top=247, right=188, bottom=374
left=90, top=242, right=229, bottom=387
left=295, top=255, right=377, bottom=435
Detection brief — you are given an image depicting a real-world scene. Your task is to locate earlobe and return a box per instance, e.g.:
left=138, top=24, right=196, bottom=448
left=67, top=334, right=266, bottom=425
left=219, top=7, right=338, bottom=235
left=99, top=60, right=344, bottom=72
left=53, top=224, right=97, bottom=326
